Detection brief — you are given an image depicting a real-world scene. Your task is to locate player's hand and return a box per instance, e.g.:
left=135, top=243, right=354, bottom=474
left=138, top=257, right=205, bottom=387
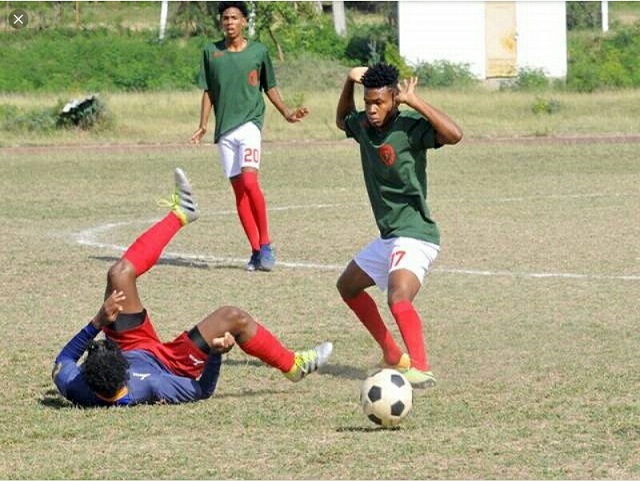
left=190, top=127, right=207, bottom=145
left=349, top=66, right=369, bottom=84
left=210, top=331, right=235, bottom=354
left=395, top=76, right=419, bottom=105
left=93, top=290, right=126, bottom=329
left=285, top=107, right=309, bottom=123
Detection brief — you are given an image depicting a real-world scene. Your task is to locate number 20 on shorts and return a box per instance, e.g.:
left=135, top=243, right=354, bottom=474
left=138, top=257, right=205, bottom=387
left=243, top=148, right=260, bottom=165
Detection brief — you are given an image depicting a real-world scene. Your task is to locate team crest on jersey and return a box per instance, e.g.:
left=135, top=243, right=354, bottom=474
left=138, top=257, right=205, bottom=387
left=378, top=143, right=396, bottom=166
left=213, top=51, right=224, bottom=58
left=248, top=69, right=258, bottom=87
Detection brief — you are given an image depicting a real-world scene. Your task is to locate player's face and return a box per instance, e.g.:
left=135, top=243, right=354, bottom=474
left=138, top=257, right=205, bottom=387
left=363, top=87, right=397, bottom=128
left=221, top=8, right=246, bottom=39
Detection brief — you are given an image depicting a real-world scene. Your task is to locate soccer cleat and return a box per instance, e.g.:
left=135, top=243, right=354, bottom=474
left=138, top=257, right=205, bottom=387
left=378, top=353, right=411, bottom=371
left=403, top=368, right=437, bottom=389
left=245, top=250, right=261, bottom=272
left=257, top=243, right=276, bottom=271
left=159, top=168, right=199, bottom=226
left=283, top=342, right=333, bottom=382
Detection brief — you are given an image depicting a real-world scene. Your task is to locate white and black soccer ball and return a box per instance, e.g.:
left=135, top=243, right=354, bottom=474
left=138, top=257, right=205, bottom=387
left=361, top=368, right=413, bottom=427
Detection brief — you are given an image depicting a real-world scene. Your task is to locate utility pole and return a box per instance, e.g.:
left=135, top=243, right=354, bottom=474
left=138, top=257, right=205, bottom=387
left=332, top=1, right=346, bottom=37
left=159, top=0, right=169, bottom=40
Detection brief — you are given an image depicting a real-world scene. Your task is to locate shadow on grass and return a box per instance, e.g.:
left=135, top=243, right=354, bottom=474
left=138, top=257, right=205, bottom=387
left=223, top=358, right=366, bottom=381
left=336, top=425, right=401, bottom=432
left=39, top=389, right=73, bottom=409
left=90, top=255, right=246, bottom=271
left=213, top=388, right=291, bottom=399
left=320, top=363, right=367, bottom=381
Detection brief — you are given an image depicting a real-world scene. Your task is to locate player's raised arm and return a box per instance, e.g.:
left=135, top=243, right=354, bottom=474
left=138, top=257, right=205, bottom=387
left=336, top=66, right=368, bottom=131
left=396, top=77, right=463, bottom=146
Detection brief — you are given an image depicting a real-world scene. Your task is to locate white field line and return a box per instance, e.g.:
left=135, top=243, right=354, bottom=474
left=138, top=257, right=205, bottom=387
left=70, top=200, right=640, bottom=281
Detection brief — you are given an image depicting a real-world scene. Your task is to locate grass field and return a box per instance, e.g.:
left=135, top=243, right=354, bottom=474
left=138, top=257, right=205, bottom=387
left=0, top=88, right=639, bottom=479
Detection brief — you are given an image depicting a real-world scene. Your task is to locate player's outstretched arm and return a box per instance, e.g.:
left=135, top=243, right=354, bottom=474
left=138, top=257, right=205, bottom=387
left=396, top=77, right=463, bottom=145
left=265, top=87, right=309, bottom=123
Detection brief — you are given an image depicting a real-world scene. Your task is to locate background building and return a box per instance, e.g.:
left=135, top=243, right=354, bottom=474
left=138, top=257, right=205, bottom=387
left=398, top=1, right=567, bottom=79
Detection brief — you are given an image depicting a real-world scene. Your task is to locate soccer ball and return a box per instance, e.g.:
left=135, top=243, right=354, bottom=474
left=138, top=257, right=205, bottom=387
left=361, top=368, right=413, bottom=427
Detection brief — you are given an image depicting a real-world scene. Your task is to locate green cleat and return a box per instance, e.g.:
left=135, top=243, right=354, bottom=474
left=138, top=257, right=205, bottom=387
left=404, top=367, right=437, bottom=389
left=284, top=342, right=333, bottom=382
left=159, top=168, right=199, bottom=226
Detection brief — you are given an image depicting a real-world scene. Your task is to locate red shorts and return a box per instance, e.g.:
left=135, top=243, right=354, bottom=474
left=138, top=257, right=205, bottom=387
left=104, top=313, right=208, bottom=379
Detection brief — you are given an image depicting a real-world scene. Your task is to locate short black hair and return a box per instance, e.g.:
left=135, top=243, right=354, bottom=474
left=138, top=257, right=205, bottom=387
left=361, top=63, right=399, bottom=89
left=218, top=1, right=249, bottom=18
left=83, top=339, right=129, bottom=398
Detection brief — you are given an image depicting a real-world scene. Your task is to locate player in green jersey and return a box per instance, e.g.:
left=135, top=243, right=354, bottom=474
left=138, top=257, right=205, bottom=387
left=190, top=1, right=308, bottom=272
left=335, top=62, right=463, bottom=388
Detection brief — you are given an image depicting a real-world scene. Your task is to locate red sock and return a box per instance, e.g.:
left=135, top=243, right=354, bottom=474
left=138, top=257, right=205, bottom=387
left=344, top=292, right=403, bottom=364
left=390, top=300, right=429, bottom=371
left=123, top=212, right=182, bottom=277
left=239, top=323, right=295, bottom=372
left=231, top=178, right=260, bottom=251
left=241, top=171, right=270, bottom=246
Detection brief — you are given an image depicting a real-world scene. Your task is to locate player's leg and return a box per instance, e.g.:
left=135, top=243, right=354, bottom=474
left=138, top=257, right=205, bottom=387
left=337, top=239, right=406, bottom=367
left=192, top=306, right=332, bottom=382
left=386, top=237, right=439, bottom=388
left=105, top=168, right=198, bottom=316
left=218, top=130, right=260, bottom=270
left=237, top=123, right=275, bottom=271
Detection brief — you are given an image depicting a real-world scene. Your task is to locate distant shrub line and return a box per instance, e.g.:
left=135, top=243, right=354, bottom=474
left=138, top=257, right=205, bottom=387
left=1, top=21, right=639, bottom=93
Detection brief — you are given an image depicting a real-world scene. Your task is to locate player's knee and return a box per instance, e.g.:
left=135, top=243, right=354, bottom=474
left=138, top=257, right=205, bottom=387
left=387, top=292, right=411, bottom=309
left=337, top=275, right=356, bottom=300
left=107, top=260, right=136, bottom=286
left=219, top=306, right=252, bottom=332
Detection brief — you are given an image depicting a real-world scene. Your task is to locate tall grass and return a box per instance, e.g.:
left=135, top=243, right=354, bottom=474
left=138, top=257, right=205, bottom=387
left=1, top=89, right=640, bottom=148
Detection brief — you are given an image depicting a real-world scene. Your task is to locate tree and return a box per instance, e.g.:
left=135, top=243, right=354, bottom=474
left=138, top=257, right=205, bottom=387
left=252, top=1, right=318, bottom=61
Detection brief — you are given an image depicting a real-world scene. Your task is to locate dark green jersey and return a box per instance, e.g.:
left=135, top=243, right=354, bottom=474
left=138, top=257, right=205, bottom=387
left=197, top=40, right=277, bottom=143
left=344, top=109, right=441, bottom=244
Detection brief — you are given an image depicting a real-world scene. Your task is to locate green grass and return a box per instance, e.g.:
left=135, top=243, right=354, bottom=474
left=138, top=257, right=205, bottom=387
left=0, top=87, right=639, bottom=478
left=2, top=89, right=640, bottom=148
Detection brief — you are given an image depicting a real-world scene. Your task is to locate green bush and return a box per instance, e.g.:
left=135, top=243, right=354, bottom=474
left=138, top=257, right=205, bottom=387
left=345, top=23, right=397, bottom=64
left=382, top=43, right=413, bottom=79
left=414, top=61, right=478, bottom=88
left=512, top=67, right=550, bottom=91
left=567, top=1, right=602, bottom=30
left=531, top=96, right=561, bottom=115
left=567, top=22, right=640, bottom=91
left=0, top=29, right=206, bottom=92
left=0, top=104, right=57, bottom=132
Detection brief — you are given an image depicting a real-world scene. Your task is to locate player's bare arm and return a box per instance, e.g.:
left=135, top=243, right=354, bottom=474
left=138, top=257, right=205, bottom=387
left=91, top=290, right=126, bottom=330
left=396, top=77, right=463, bottom=145
left=336, top=66, right=368, bottom=131
left=190, top=91, right=213, bottom=144
left=265, top=87, right=309, bottom=123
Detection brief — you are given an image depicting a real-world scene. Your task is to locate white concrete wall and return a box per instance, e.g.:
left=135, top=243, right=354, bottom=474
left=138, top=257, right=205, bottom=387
left=516, top=1, right=567, bottom=77
left=399, top=1, right=487, bottom=78
left=398, top=1, right=567, bottom=79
